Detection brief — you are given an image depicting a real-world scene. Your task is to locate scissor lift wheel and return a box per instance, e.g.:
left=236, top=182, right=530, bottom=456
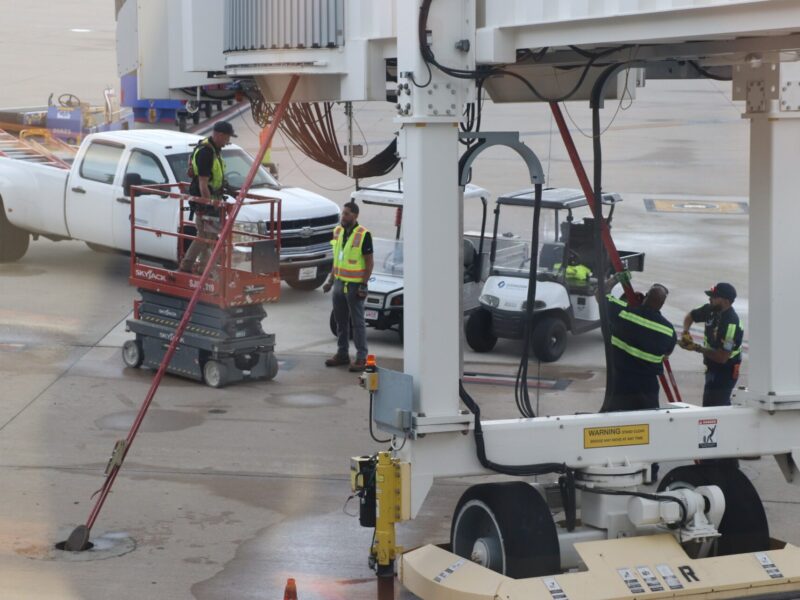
left=203, top=360, right=228, bottom=388
left=122, top=339, right=144, bottom=369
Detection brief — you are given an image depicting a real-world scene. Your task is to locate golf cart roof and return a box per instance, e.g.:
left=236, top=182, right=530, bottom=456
left=352, top=180, right=489, bottom=207
left=497, top=187, right=622, bottom=210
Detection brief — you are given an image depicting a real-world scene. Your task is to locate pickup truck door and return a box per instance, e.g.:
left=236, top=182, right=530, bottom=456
left=113, top=149, right=178, bottom=261
left=64, top=140, right=124, bottom=248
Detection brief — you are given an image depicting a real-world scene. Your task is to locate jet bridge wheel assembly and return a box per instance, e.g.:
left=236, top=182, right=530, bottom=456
left=658, top=464, right=770, bottom=557
left=450, top=482, right=560, bottom=578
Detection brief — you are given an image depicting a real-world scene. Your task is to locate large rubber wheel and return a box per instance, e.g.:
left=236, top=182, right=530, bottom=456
left=465, top=308, right=497, bottom=353
left=264, top=351, right=279, bottom=381
left=0, top=199, right=30, bottom=262
left=286, top=270, right=329, bottom=291
left=121, top=339, right=143, bottom=368
left=329, top=309, right=353, bottom=339
left=658, top=464, right=769, bottom=557
left=532, top=316, right=568, bottom=362
left=203, top=360, right=228, bottom=388
left=451, top=482, right=560, bottom=578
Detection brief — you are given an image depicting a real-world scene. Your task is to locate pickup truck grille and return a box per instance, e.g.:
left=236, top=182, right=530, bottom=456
left=281, top=231, right=332, bottom=248
left=281, top=214, right=339, bottom=231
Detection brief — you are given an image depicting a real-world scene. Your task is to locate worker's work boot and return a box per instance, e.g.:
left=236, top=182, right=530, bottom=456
left=349, top=358, right=366, bottom=372
left=325, top=354, right=350, bottom=367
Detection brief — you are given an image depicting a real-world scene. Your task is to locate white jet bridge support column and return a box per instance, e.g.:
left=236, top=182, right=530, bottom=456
left=394, top=0, right=476, bottom=514
left=738, top=61, right=800, bottom=410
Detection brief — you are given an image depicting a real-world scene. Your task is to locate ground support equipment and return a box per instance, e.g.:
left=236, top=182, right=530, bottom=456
left=124, top=289, right=277, bottom=388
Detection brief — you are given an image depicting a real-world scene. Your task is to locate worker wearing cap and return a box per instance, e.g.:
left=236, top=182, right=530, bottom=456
left=605, top=283, right=677, bottom=411
left=323, top=201, right=374, bottom=372
left=179, top=120, right=236, bottom=273
left=680, top=282, right=744, bottom=407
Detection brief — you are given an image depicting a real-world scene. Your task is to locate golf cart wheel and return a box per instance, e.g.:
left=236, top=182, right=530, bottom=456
left=658, top=464, right=769, bottom=557
left=451, top=482, right=560, bottom=578
left=121, top=339, right=144, bottom=369
left=465, top=309, right=497, bottom=353
left=532, top=316, right=568, bottom=362
left=264, top=351, right=279, bottom=381
left=203, top=360, right=228, bottom=388
left=329, top=309, right=353, bottom=339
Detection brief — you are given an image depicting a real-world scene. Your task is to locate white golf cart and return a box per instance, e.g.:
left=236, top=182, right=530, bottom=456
left=465, top=188, right=645, bottom=361
left=328, top=180, right=490, bottom=341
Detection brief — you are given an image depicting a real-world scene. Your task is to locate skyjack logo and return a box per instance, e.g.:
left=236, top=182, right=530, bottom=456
left=135, top=268, right=167, bottom=283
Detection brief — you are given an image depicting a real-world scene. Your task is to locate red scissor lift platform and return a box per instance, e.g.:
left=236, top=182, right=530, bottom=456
left=122, top=183, right=282, bottom=387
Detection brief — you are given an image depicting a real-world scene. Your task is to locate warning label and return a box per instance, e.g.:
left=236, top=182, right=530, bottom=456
left=698, top=418, right=718, bottom=449
left=584, top=424, right=650, bottom=449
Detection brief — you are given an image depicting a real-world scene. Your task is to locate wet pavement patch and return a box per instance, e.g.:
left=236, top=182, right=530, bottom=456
left=95, top=409, right=205, bottom=432
left=17, top=531, right=136, bottom=561
left=266, top=393, right=345, bottom=408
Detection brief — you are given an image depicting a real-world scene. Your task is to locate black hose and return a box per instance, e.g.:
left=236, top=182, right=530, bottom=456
left=590, top=64, right=623, bottom=413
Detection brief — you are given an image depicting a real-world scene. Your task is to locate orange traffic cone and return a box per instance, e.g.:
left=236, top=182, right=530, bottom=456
left=283, top=578, right=298, bottom=600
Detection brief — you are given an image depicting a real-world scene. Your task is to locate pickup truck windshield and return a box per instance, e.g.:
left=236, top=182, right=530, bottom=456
left=166, top=148, right=280, bottom=191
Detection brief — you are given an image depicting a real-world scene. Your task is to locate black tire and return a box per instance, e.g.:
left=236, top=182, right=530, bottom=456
left=658, top=464, right=769, bottom=556
left=465, top=308, right=497, bottom=353
left=121, top=339, right=144, bottom=368
left=451, top=482, right=560, bottom=578
left=285, top=269, right=329, bottom=291
left=397, top=313, right=404, bottom=343
left=264, top=351, right=279, bottom=381
left=532, top=316, right=568, bottom=362
left=203, top=360, right=228, bottom=388
left=0, top=198, right=30, bottom=262
left=329, top=309, right=353, bottom=339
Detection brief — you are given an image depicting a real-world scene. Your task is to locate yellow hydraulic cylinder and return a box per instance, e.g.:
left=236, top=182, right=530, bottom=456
left=372, top=451, right=409, bottom=575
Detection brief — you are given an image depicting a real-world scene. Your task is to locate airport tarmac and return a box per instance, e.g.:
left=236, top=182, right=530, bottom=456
left=1, top=2, right=798, bottom=599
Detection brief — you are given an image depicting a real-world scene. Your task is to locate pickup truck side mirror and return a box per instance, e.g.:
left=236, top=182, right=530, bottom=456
left=123, top=172, right=143, bottom=198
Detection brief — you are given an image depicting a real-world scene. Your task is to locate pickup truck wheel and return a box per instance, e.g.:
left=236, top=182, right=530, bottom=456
left=531, top=316, right=568, bottom=362
left=286, top=270, right=329, bottom=291
left=329, top=309, right=353, bottom=339
left=465, top=308, right=497, bottom=353
left=0, top=202, right=30, bottom=262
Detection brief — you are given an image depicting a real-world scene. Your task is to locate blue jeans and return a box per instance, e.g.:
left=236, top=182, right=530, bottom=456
left=703, top=363, right=739, bottom=407
left=332, top=279, right=368, bottom=361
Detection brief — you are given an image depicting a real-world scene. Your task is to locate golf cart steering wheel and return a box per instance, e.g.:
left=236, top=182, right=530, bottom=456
left=58, top=93, right=82, bottom=108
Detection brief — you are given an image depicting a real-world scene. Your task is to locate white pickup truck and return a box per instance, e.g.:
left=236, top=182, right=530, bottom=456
left=0, top=129, right=340, bottom=290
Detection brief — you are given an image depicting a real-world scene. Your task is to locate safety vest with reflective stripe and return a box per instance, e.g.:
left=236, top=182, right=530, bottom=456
left=331, top=224, right=368, bottom=282
left=191, top=138, right=225, bottom=194
left=607, top=294, right=676, bottom=366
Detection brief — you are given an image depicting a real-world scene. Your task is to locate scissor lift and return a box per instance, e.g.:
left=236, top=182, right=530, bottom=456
left=122, top=183, right=281, bottom=387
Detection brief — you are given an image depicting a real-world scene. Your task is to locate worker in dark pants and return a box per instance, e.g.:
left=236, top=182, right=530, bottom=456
left=605, top=284, right=677, bottom=411
left=180, top=121, right=235, bottom=274
left=322, top=201, right=374, bottom=372
left=680, top=282, right=744, bottom=407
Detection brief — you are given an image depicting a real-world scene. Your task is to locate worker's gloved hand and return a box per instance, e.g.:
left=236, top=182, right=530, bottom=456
left=615, top=269, right=632, bottom=285
left=678, top=332, right=700, bottom=352
left=322, top=280, right=333, bottom=293
left=357, top=284, right=368, bottom=299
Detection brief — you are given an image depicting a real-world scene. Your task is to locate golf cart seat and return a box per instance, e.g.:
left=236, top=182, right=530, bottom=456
left=539, top=242, right=565, bottom=270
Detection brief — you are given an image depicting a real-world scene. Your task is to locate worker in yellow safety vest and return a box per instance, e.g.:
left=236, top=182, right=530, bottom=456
left=323, top=201, right=374, bottom=372
left=179, top=120, right=235, bottom=273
